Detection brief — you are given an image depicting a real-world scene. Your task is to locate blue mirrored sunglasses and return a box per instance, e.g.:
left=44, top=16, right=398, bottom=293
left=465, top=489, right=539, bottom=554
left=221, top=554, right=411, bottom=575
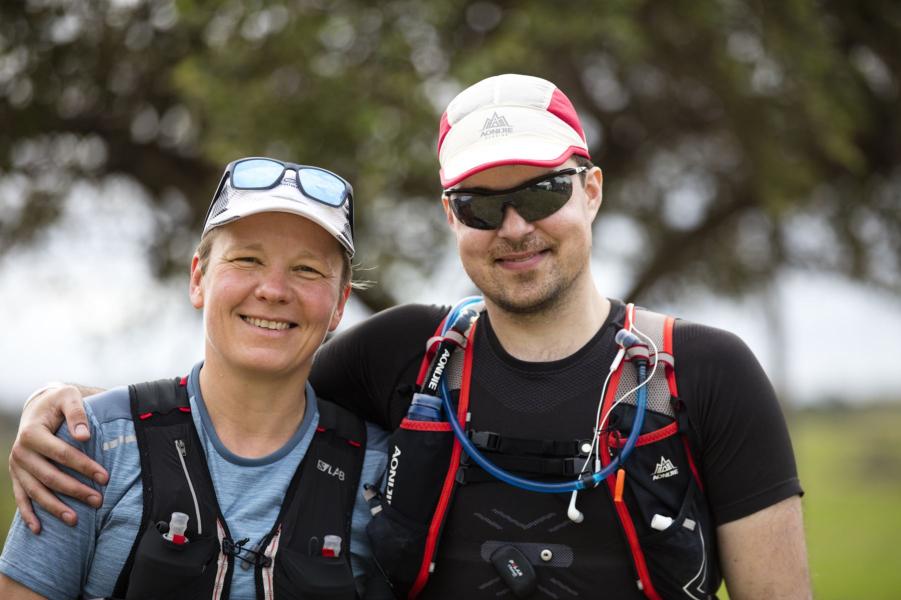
left=206, top=157, right=354, bottom=235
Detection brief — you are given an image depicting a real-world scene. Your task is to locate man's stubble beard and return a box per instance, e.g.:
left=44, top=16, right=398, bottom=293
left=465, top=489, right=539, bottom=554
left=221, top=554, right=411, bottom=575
left=473, top=237, right=588, bottom=318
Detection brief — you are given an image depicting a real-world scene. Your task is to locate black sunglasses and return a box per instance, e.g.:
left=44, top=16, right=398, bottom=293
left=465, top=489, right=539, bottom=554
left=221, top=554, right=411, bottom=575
left=444, top=167, right=588, bottom=230
left=205, top=157, right=354, bottom=236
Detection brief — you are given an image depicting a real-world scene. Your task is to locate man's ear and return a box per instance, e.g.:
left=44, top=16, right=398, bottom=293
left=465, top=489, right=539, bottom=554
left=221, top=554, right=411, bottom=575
left=584, top=167, right=604, bottom=218
left=189, top=254, right=205, bottom=309
left=328, top=283, right=352, bottom=332
left=442, top=196, right=456, bottom=227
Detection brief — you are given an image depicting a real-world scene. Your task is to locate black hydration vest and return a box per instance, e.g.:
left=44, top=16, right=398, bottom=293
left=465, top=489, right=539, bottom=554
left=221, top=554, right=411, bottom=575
left=366, top=306, right=721, bottom=599
left=112, top=377, right=366, bottom=600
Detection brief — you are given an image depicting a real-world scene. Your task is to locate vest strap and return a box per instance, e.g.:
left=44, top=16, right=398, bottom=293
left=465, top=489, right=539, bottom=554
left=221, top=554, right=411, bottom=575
left=467, top=430, right=590, bottom=458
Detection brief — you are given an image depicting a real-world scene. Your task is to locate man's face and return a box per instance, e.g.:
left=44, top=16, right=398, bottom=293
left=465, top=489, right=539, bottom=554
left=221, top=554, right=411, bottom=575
left=189, top=212, right=350, bottom=380
left=443, top=160, right=603, bottom=315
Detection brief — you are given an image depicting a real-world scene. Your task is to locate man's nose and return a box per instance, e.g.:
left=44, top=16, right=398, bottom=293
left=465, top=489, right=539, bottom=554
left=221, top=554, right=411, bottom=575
left=496, top=205, right=536, bottom=238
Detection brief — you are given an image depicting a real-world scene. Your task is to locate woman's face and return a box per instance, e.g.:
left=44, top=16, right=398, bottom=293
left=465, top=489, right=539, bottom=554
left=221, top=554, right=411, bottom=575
left=189, top=211, right=350, bottom=381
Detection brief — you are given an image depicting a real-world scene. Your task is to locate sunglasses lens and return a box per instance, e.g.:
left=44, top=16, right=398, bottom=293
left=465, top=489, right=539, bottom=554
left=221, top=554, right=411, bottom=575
left=451, top=174, right=575, bottom=229
left=232, top=159, right=285, bottom=188
left=512, top=176, right=573, bottom=222
left=452, top=196, right=503, bottom=229
left=297, top=168, right=347, bottom=206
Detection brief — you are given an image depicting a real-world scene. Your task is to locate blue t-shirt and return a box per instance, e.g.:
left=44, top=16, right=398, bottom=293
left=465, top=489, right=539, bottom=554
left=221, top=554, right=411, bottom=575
left=0, top=363, right=389, bottom=600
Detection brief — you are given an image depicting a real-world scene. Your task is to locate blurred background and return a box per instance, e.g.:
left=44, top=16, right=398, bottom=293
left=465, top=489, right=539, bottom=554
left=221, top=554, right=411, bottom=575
left=1, top=0, right=899, bottom=597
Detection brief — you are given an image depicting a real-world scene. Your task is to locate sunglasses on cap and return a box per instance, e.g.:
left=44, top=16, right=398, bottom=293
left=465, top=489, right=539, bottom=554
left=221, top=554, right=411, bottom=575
left=205, top=157, right=354, bottom=235
left=444, top=167, right=588, bottom=230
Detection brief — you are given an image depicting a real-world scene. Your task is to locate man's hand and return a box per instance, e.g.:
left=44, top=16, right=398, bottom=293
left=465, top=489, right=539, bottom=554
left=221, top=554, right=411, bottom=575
left=8, top=384, right=109, bottom=533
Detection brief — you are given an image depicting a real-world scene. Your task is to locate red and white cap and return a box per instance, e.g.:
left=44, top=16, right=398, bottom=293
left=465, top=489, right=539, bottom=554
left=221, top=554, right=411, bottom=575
left=437, top=74, right=591, bottom=188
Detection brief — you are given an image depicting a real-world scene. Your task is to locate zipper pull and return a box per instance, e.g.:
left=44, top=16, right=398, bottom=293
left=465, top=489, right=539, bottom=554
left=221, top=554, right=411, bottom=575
left=174, top=438, right=202, bottom=535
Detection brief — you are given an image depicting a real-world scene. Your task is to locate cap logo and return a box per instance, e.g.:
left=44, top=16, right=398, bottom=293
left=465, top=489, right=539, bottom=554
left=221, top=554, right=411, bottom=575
left=480, top=111, right=512, bottom=139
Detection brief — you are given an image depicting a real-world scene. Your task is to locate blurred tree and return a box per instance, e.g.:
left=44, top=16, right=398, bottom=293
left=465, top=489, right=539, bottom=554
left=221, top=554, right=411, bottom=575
left=1, top=0, right=899, bottom=312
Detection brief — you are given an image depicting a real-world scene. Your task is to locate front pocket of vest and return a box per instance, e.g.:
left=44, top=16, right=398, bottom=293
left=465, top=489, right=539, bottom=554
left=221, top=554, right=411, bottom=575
left=638, top=481, right=719, bottom=599
left=366, top=499, right=430, bottom=590
left=125, top=526, right=220, bottom=600
left=274, top=548, right=356, bottom=599
left=384, top=419, right=454, bottom=523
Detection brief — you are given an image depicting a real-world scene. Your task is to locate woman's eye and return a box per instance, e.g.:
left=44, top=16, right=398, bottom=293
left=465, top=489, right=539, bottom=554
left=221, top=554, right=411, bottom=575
left=234, top=256, right=260, bottom=264
left=294, top=265, right=324, bottom=277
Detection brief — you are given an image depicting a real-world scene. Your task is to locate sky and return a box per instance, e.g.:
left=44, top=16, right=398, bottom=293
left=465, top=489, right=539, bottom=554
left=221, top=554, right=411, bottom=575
left=1, top=184, right=900, bottom=410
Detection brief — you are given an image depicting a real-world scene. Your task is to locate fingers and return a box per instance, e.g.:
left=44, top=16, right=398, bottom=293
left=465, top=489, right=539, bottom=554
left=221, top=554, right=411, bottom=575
left=61, top=390, right=92, bottom=442
left=15, top=428, right=107, bottom=491
left=18, top=386, right=108, bottom=485
left=28, top=385, right=91, bottom=443
left=9, top=444, right=103, bottom=525
left=10, top=458, right=80, bottom=527
left=10, top=466, right=41, bottom=534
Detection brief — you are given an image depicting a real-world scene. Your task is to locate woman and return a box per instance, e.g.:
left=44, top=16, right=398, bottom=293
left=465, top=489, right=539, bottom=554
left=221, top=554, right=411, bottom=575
left=0, top=157, right=388, bottom=600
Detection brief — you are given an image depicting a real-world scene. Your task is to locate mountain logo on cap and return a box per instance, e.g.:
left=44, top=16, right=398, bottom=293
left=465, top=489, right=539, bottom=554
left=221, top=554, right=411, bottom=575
left=481, top=112, right=512, bottom=138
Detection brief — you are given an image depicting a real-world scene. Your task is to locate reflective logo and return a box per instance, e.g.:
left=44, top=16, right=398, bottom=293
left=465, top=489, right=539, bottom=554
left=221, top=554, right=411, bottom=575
left=651, top=456, right=679, bottom=481
left=385, top=446, right=402, bottom=503
left=506, top=559, right=524, bottom=578
left=317, top=459, right=345, bottom=481
left=481, top=112, right=513, bottom=138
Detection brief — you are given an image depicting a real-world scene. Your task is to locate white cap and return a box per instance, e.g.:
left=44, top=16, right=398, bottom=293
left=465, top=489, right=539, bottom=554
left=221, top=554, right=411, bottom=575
left=203, top=169, right=354, bottom=257
left=437, top=74, right=591, bottom=188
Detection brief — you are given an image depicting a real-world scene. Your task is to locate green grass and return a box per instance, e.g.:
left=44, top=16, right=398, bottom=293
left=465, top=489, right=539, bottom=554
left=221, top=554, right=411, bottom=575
left=0, top=408, right=899, bottom=597
left=792, top=406, right=901, bottom=599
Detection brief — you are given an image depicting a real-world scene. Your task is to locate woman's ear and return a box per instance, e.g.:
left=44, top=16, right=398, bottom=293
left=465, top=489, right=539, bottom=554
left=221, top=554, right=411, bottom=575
left=189, top=254, right=205, bottom=309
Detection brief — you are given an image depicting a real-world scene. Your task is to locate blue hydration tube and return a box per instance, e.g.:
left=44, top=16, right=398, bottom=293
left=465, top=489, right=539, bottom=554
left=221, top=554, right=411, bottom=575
left=437, top=297, right=648, bottom=494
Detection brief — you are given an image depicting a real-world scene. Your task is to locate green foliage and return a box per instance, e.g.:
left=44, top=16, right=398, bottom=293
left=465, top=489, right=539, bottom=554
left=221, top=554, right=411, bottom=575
left=1, top=0, right=899, bottom=311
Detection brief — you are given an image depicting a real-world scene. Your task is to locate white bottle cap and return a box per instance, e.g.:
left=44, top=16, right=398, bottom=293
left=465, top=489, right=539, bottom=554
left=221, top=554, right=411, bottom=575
left=165, top=511, right=190, bottom=543
left=322, top=534, right=342, bottom=557
left=650, top=514, right=673, bottom=531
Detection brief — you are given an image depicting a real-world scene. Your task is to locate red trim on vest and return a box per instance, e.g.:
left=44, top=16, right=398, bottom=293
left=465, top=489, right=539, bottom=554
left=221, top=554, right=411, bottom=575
left=607, top=421, right=678, bottom=448
left=178, top=407, right=191, bottom=413
left=415, top=319, right=448, bottom=387
left=179, top=376, right=188, bottom=387
left=347, top=439, right=362, bottom=447
left=682, top=436, right=704, bottom=492
left=138, top=412, right=153, bottom=420
left=409, top=320, right=479, bottom=598
left=400, top=419, right=453, bottom=432
left=316, top=426, right=326, bottom=433
left=664, top=316, right=678, bottom=397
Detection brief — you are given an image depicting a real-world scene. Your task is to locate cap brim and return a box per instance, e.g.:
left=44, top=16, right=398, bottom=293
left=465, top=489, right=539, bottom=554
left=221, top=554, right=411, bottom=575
left=204, top=187, right=354, bottom=257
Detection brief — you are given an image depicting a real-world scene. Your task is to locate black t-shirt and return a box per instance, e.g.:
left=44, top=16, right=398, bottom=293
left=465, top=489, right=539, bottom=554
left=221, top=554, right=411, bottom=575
left=311, top=300, right=802, bottom=526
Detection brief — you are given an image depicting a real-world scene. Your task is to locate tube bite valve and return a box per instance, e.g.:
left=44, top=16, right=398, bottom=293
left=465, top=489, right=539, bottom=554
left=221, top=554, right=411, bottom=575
left=163, top=512, right=190, bottom=545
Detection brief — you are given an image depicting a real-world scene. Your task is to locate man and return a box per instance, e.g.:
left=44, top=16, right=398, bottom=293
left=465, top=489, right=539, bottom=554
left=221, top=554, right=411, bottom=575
left=1, top=158, right=389, bottom=599
left=9, top=75, right=810, bottom=599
